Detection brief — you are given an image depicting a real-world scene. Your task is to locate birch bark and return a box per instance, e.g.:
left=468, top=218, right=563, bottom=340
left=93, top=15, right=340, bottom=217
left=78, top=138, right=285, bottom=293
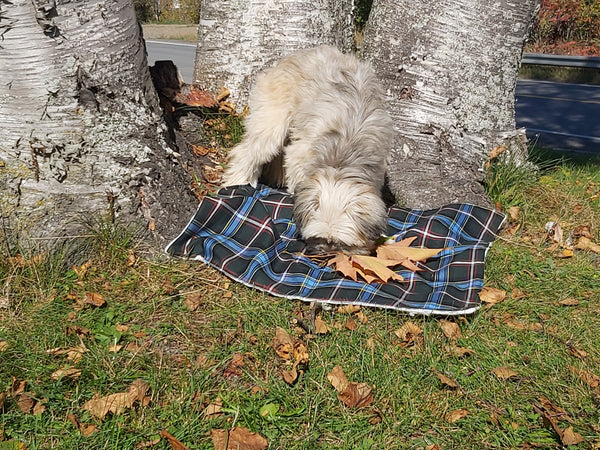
left=363, top=0, right=538, bottom=208
left=194, top=0, right=355, bottom=107
left=0, top=0, right=196, bottom=247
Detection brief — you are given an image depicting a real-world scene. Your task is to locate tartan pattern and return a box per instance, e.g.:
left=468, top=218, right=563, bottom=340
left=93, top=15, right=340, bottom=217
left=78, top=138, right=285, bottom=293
left=166, top=185, right=505, bottom=315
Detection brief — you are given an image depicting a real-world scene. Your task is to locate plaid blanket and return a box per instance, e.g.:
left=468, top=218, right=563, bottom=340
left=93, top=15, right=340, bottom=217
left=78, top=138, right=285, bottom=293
left=166, top=185, right=505, bottom=315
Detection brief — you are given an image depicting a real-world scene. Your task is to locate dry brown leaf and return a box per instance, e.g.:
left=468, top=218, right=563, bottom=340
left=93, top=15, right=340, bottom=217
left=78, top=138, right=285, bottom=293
left=0, top=392, right=5, bottom=410
left=575, top=236, right=600, bottom=253
left=569, top=365, right=600, bottom=388
left=203, top=398, right=223, bottom=419
left=376, top=239, right=442, bottom=266
left=281, top=366, right=299, bottom=385
left=211, top=427, right=268, bottom=450
left=0, top=340, right=8, bottom=352
left=491, top=367, right=518, bottom=380
left=328, top=253, right=358, bottom=281
left=344, top=317, right=358, bottom=331
left=353, top=254, right=405, bottom=283
left=17, top=393, right=35, bottom=414
left=569, top=346, right=589, bottom=359
left=314, top=315, right=329, bottom=334
left=293, top=340, right=309, bottom=365
left=184, top=292, right=202, bottom=311
left=108, top=344, right=123, bottom=353
left=489, top=145, right=507, bottom=159
left=436, top=372, right=459, bottom=389
left=545, top=221, right=564, bottom=244
left=67, top=413, right=99, bottom=436
left=538, top=396, right=573, bottom=423
left=479, top=287, right=507, bottom=304
left=439, top=320, right=462, bottom=341
left=72, top=260, right=93, bottom=279
left=327, top=365, right=373, bottom=408
left=445, top=345, right=475, bottom=358
left=562, top=426, right=584, bottom=446
left=33, top=399, right=47, bottom=415
left=135, top=438, right=161, bottom=448
left=506, top=206, right=520, bottom=221
left=223, top=352, right=245, bottom=379
left=426, top=445, right=442, bottom=450
left=354, top=310, right=368, bottom=323
left=336, top=304, right=361, bottom=314
left=338, top=382, right=374, bottom=408
left=51, top=367, right=82, bottom=381
left=394, top=321, right=422, bottom=343
left=160, top=430, right=190, bottom=450
left=271, top=327, right=294, bottom=360
left=82, top=379, right=149, bottom=420
left=558, top=297, right=580, bottom=306
left=82, top=292, right=105, bottom=307
left=327, top=365, right=349, bottom=393
left=446, top=408, right=469, bottom=423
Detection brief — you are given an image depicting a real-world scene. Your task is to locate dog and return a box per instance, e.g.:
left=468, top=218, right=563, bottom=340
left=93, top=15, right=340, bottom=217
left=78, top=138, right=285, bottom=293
left=222, top=45, right=393, bottom=255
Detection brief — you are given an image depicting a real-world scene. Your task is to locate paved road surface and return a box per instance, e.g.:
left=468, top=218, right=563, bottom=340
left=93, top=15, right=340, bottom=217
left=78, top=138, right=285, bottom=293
left=146, top=40, right=600, bottom=155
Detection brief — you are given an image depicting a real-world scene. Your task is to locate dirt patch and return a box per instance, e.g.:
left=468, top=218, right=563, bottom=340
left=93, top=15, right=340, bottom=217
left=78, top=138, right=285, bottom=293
left=142, top=24, right=197, bottom=42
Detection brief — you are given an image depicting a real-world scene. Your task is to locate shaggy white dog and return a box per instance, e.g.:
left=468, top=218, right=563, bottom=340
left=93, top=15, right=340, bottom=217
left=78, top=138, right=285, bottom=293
left=222, top=45, right=393, bottom=255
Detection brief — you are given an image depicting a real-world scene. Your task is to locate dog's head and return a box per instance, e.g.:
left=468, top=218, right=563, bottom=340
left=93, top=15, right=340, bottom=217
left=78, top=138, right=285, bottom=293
left=294, top=173, right=387, bottom=256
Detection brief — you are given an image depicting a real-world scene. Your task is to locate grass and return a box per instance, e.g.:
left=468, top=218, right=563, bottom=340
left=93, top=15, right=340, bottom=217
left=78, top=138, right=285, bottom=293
left=1, top=150, right=600, bottom=449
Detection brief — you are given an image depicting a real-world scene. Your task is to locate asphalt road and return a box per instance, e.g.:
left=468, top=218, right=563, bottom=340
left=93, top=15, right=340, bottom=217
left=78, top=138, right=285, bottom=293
left=146, top=40, right=600, bottom=155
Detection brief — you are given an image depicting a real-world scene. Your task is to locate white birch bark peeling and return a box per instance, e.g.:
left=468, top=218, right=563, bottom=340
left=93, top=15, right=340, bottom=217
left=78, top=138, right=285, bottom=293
left=363, top=0, right=538, bottom=208
left=0, top=0, right=197, bottom=247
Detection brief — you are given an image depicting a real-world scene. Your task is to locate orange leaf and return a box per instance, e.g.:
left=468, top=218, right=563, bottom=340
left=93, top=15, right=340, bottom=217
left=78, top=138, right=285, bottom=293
left=211, top=427, right=268, bottom=450
left=446, top=408, right=469, bottom=423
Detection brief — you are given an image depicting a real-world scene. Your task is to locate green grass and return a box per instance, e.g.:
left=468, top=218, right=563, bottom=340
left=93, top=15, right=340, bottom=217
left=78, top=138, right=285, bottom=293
left=1, top=153, right=600, bottom=449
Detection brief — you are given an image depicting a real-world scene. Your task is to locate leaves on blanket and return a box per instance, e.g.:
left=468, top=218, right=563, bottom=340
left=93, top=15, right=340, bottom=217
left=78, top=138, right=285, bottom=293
left=327, top=237, right=442, bottom=284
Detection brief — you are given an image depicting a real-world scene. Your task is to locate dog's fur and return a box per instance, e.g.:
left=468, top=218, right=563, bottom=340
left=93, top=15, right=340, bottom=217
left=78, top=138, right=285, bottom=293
left=222, top=46, right=393, bottom=254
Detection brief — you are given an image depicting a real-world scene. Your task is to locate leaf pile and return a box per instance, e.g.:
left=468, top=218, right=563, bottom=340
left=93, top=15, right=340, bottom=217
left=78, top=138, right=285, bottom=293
left=327, top=237, right=442, bottom=284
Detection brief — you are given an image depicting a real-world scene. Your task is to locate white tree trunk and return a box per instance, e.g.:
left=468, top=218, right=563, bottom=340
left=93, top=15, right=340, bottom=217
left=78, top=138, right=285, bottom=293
left=0, top=0, right=196, bottom=247
left=363, top=0, right=538, bottom=208
left=194, top=0, right=355, bottom=107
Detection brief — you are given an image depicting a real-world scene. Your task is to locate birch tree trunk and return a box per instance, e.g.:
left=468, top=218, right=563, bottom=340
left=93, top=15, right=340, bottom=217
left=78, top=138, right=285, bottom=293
left=194, top=0, right=354, bottom=107
left=0, top=0, right=196, bottom=247
left=363, top=0, right=538, bottom=208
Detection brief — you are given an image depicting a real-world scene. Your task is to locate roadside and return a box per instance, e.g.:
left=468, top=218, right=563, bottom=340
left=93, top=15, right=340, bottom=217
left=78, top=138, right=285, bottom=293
left=141, top=24, right=197, bottom=42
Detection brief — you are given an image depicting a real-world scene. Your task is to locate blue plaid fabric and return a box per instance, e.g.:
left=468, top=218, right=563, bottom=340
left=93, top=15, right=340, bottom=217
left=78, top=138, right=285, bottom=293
left=166, top=185, right=505, bottom=315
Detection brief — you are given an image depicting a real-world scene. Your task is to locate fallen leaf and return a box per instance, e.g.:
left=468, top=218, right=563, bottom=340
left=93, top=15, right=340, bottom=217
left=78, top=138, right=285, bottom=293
left=478, top=287, right=507, bottom=304
left=569, top=366, right=600, bottom=388
left=327, top=365, right=373, bottom=408
left=173, top=84, right=218, bottom=108
left=545, top=221, right=563, bottom=244
left=211, top=427, right=268, bottom=450
left=506, top=206, right=520, bottom=221
left=203, top=398, right=223, bottom=419
left=439, top=320, right=462, bottom=341
left=328, top=253, right=358, bottom=281
left=538, top=396, right=573, bottom=423
left=108, top=344, right=123, bottom=353
left=293, top=340, right=309, bottom=366
left=353, top=254, right=405, bottom=283
left=446, top=408, right=469, bottom=423
left=17, top=393, right=35, bottom=413
left=436, top=372, right=459, bottom=389
left=561, top=426, right=584, bottom=446
left=67, top=414, right=99, bottom=436
left=327, top=365, right=349, bottom=393
left=271, top=327, right=294, bottom=360
left=135, top=438, right=161, bottom=448
left=82, top=379, right=149, bottom=420
left=445, top=345, right=475, bottom=358
left=344, top=317, right=358, bottom=331
left=575, top=236, right=600, bottom=253
left=489, top=145, right=507, bottom=159
left=337, top=381, right=374, bottom=408
left=336, top=304, right=361, bottom=314
left=281, top=366, right=299, bottom=385
left=491, top=367, right=518, bottom=380
left=33, top=399, right=47, bottom=415
left=184, top=292, right=202, bottom=311
left=314, top=315, right=329, bottom=334
left=558, top=248, right=574, bottom=258
left=160, top=429, right=190, bottom=450
left=394, top=321, right=422, bottom=346
left=558, top=297, right=580, bottom=306
left=569, top=346, right=589, bottom=359
left=376, top=238, right=442, bottom=266
left=223, top=352, right=245, bottom=379
left=0, top=340, right=8, bottom=351
left=82, top=292, right=105, bottom=307
left=51, top=367, right=82, bottom=381
left=72, top=260, right=93, bottom=279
